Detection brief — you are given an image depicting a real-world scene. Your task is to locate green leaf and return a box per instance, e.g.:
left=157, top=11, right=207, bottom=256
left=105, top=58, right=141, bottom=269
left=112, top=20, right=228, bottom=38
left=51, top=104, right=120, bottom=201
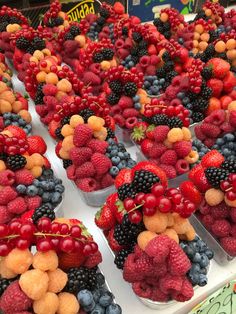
left=181, top=7, right=189, bottom=15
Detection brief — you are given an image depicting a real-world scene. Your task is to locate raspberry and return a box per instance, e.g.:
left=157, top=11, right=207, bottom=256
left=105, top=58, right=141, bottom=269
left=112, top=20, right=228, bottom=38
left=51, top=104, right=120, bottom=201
left=43, top=96, right=57, bottom=109
left=73, top=124, right=93, bottom=147
left=160, top=149, right=177, bottom=166
left=200, top=214, right=215, bottom=231
left=173, top=141, right=192, bottom=158
left=159, top=274, right=183, bottom=294
left=83, top=251, right=102, bottom=268
left=0, top=186, right=17, bottom=205
left=69, top=147, right=93, bottom=167
left=0, top=170, right=15, bottom=186
left=15, top=169, right=34, bottom=185
left=205, top=109, right=225, bottom=126
left=171, top=278, right=194, bottom=302
left=101, top=173, right=114, bottom=188
left=123, top=108, right=139, bottom=119
left=159, top=164, right=176, bottom=179
left=75, top=162, right=95, bottom=179
left=87, top=139, right=108, bottom=154
left=151, top=286, right=169, bottom=302
left=175, top=159, right=190, bottom=175
left=230, top=207, right=236, bottom=223
left=230, top=225, right=236, bottom=237
left=135, top=253, right=153, bottom=275
left=132, top=281, right=152, bottom=299
left=91, top=153, right=112, bottom=175
left=194, top=125, right=206, bottom=141
left=76, top=177, right=97, bottom=192
left=48, top=269, right=68, bottom=293
left=113, top=114, right=125, bottom=127
left=168, top=241, right=191, bottom=276
left=201, top=123, right=221, bottom=138
left=0, top=205, right=13, bottom=223
left=167, top=128, right=184, bottom=143
left=153, top=125, right=170, bottom=142
left=32, top=250, right=58, bottom=272
left=211, top=219, right=231, bottom=238
left=123, top=253, right=143, bottom=282
left=199, top=201, right=211, bottom=215
left=66, top=165, right=76, bottom=180
left=0, top=281, right=32, bottom=313
left=25, top=196, right=42, bottom=211
left=205, top=188, right=224, bottom=207
left=42, top=84, right=58, bottom=96
left=145, top=235, right=170, bottom=263
left=149, top=143, right=167, bottom=158
left=211, top=202, right=229, bottom=219
left=7, top=197, right=27, bottom=214
left=57, top=292, right=79, bottom=314
left=220, top=237, right=236, bottom=256
left=204, top=138, right=217, bottom=148
left=33, top=292, right=59, bottom=314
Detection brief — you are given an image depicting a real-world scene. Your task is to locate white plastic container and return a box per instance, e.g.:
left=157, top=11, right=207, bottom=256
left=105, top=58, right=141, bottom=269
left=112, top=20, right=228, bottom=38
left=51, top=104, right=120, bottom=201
left=54, top=197, right=64, bottom=217
left=115, top=125, right=134, bottom=147
left=79, top=184, right=116, bottom=207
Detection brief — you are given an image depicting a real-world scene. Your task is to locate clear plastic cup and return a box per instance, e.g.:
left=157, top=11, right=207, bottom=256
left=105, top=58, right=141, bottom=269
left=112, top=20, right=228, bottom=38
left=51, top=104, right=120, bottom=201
left=54, top=196, right=64, bottom=217
left=78, top=184, right=116, bottom=207
left=115, top=125, right=134, bottom=147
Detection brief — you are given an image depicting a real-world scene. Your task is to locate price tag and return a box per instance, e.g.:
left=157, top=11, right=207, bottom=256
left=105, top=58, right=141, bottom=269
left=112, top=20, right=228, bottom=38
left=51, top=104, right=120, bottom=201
left=190, top=281, right=236, bottom=314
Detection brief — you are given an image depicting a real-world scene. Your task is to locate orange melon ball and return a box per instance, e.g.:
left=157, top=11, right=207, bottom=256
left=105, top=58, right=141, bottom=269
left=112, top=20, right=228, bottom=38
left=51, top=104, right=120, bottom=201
left=199, top=41, right=208, bottom=51
left=160, top=12, right=168, bottom=23
left=36, top=71, right=47, bottom=83
left=45, top=73, right=59, bottom=85
left=205, top=8, right=212, bottom=16
left=215, top=41, right=226, bottom=53
left=195, top=24, right=204, bottom=34
left=226, top=39, right=236, bottom=50
left=200, top=32, right=210, bottom=42
left=226, top=49, right=236, bottom=60
left=193, top=40, right=199, bottom=48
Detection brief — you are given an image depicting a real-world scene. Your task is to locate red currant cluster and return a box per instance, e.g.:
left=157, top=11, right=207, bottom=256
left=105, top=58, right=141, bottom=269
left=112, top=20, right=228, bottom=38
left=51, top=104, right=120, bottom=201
left=220, top=174, right=236, bottom=202
left=202, top=0, right=224, bottom=25
left=160, top=8, right=186, bottom=33
left=113, top=17, right=131, bottom=39
left=123, top=184, right=196, bottom=224
left=132, top=24, right=158, bottom=45
left=0, top=134, right=29, bottom=155
left=157, top=39, right=188, bottom=62
left=43, top=0, right=61, bottom=25
left=188, top=58, right=205, bottom=93
left=0, top=6, right=28, bottom=26
left=194, top=18, right=215, bottom=33
left=101, top=2, right=120, bottom=20
left=218, top=30, right=236, bottom=44
left=12, top=26, right=41, bottom=43
left=0, top=217, right=98, bottom=257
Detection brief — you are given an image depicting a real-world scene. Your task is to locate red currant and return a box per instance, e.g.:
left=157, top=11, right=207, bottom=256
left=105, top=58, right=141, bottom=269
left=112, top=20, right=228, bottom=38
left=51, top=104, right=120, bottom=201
left=123, top=198, right=136, bottom=212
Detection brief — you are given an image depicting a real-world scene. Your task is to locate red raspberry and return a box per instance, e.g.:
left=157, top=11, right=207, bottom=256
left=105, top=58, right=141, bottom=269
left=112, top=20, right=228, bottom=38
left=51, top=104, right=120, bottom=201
left=35, top=104, right=48, bottom=117
left=220, top=237, right=236, bottom=256
left=87, top=139, right=108, bottom=154
left=211, top=202, right=230, bottom=219
left=168, top=240, right=191, bottom=276
left=201, top=214, right=215, bottom=231
left=160, top=149, right=177, bottom=166
left=123, top=253, right=144, bottom=282
left=118, top=96, right=133, bottom=109
left=75, top=162, right=95, bottom=179
left=195, top=125, right=206, bottom=141
left=0, top=281, right=32, bottom=313
left=132, top=282, right=152, bottom=299
left=125, top=117, right=138, bottom=129
left=171, top=278, right=194, bottom=302
left=204, top=138, right=216, bottom=148
left=230, top=207, right=236, bottom=223
left=7, top=197, right=27, bottom=214
left=149, top=143, right=167, bottom=158
left=205, top=109, right=225, bottom=126
left=173, top=141, right=192, bottom=158
left=151, top=286, right=169, bottom=302
left=15, top=169, right=34, bottom=185
left=0, top=186, right=17, bottom=205
left=25, top=196, right=42, bottom=211
left=42, top=83, right=58, bottom=96
left=153, top=125, right=170, bottom=142
left=159, top=274, right=183, bottom=294
left=0, top=170, right=15, bottom=186
left=113, top=114, right=125, bottom=127
left=69, top=147, right=93, bottom=167
left=175, top=159, right=190, bottom=175
left=135, top=253, right=153, bottom=275
left=230, top=225, right=236, bottom=237
left=66, top=164, right=76, bottom=180
left=123, top=108, right=139, bottom=118
left=101, top=173, right=114, bottom=188
left=199, top=201, right=211, bottom=215
left=73, top=124, right=93, bottom=147
left=91, top=153, right=112, bottom=175
left=159, top=164, right=176, bottom=179
left=211, top=219, right=231, bottom=238
left=0, top=205, right=14, bottom=223
left=76, top=177, right=97, bottom=192
left=145, top=235, right=170, bottom=263
left=83, top=251, right=102, bottom=268
left=43, top=96, right=57, bottom=109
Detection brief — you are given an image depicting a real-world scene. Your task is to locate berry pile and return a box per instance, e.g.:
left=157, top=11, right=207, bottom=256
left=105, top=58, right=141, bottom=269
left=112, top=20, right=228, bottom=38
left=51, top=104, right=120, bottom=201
left=1, top=112, right=32, bottom=135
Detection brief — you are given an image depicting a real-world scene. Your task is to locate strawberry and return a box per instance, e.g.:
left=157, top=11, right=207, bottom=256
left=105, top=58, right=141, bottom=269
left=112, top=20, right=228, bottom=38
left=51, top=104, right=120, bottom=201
left=108, top=228, right=124, bottom=252
left=113, top=199, right=127, bottom=224
left=95, top=204, right=116, bottom=230
left=27, top=135, right=47, bottom=155
left=5, top=125, right=26, bottom=139
left=201, top=150, right=224, bottom=168
left=58, top=252, right=86, bottom=270
left=131, top=122, right=148, bottom=144
left=223, top=71, right=236, bottom=93
left=206, top=58, right=230, bottom=79
left=114, top=169, right=132, bottom=188
left=189, top=165, right=211, bottom=193
left=145, top=125, right=155, bottom=140
left=48, top=120, right=60, bottom=139
left=20, top=209, right=34, bottom=222
left=84, top=251, right=102, bottom=268
left=180, top=181, right=202, bottom=205
left=43, top=156, right=51, bottom=168
left=55, top=141, right=62, bottom=158
left=140, top=139, right=153, bottom=157
left=207, top=78, right=223, bottom=97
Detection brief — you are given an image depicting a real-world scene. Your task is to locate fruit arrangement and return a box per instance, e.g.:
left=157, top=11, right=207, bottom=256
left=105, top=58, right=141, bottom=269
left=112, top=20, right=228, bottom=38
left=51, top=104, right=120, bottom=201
left=95, top=161, right=213, bottom=302
left=187, top=150, right=236, bottom=256
left=0, top=217, right=121, bottom=313
left=132, top=121, right=198, bottom=179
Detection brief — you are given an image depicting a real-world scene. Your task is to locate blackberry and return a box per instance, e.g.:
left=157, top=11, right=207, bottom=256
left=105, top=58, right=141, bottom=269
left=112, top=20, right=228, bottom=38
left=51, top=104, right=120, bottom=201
left=64, top=32, right=74, bottom=41
left=194, top=10, right=207, bottom=21
left=218, top=52, right=227, bottom=60
left=221, top=159, right=236, bottom=173
left=124, top=82, right=138, bottom=97
left=133, top=170, right=159, bottom=193
left=110, top=80, right=123, bottom=95
left=138, top=49, right=148, bottom=57
left=93, top=52, right=104, bottom=63
left=0, top=152, right=8, bottom=161
left=70, top=25, right=81, bottom=36
left=151, top=113, right=168, bottom=126
left=209, top=30, right=218, bottom=42
left=65, top=267, right=98, bottom=294
left=26, top=46, right=35, bottom=55
left=196, top=98, right=209, bottom=112
left=16, top=36, right=30, bottom=50
left=32, top=204, right=56, bottom=224
left=122, top=27, right=128, bottom=36
left=118, top=183, right=136, bottom=201
left=102, top=48, right=114, bottom=60
left=107, top=93, right=120, bottom=105
left=32, top=37, right=46, bottom=50
left=97, top=17, right=106, bottom=26
left=130, top=56, right=139, bottom=64
left=100, top=8, right=110, bottom=18
left=6, top=155, right=26, bottom=171
left=164, top=31, right=171, bottom=39
left=55, top=127, right=64, bottom=140
left=192, top=112, right=204, bottom=123
left=0, top=22, right=7, bottom=32
left=9, top=16, right=22, bottom=24
left=114, top=248, right=133, bottom=269
left=167, top=116, right=183, bottom=129
left=205, top=167, right=229, bottom=188
left=163, top=22, right=171, bottom=32
left=79, top=109, right=94, bottom=122
left=131, top=47, right=139, bottom=56
left=201, top=67, right=213, bottom=80
left=204, top=44, right=215, bottom=57
left=138, top=40, right=148, bottom=50
left=34, top=83, right=44, bottom=105
left=61, top=115, right=71, bottom=126
left=162, top=51, right=171, bottom=62
left=166, top=71, right=177, bottom=82
left=106, top=128, right=115, bottom=140
left=54, top=17, right=64, bottom=26
left=0, top=278, right=13, bottom=296
left=153, top=18, right=163, bottom=28
left=63, top=159, right=73, bottom=169
left=201, top=86, right=212, bottom=99
left=163, top=61, right=174, bottom=72
left=187, top=91, right=198, bottom=101
left=156, top=67, right=166, bottom=78
left=132, top=32, right=142, bottom=42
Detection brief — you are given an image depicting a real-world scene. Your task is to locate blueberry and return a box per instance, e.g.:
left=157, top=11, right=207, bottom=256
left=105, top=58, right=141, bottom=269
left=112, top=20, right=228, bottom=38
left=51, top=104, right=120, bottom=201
left=144, top=81, right=151, bottom=88
left=4, top=119, right=11, bottom=126
left=26, top=185, right=38, bottom=196
left=188, top=271, right=200, bottom=286
left=37, top=187, right=44, bottom=196
left=111, top=156, right=120, bottom=165
left=191, top=263, right=201, bottom=273
left=200, top=254, right=209, bottom=267
left=159, top=78, right=165, bottom=84
left=91, top=304, right=105, bottom=314
left=193, top=252, right=201, bottom=263
left=177, top=92, right=185, bottom=99
left=105, top=303, right=122, bottom=314
left=133, top=95, right=140, bottom=102
left=224, top=133, right=235, bottom=142
left=183, top=97, right=190, bottom=105
left=117, top=152, right=124, bottom=160
left=97, top=273, right=105, bottom=286
left=55, top=184, right=65, bottom=193
left=51, top=192, right=62, bottom=204
left=198, top=274, right=208, bottom=286
left=110, top=150, right=118, bottom=157
left=117, top=160, right=127, bottom=170
left=84, top=300, right=96, bottom=312
left=153, top=80, right=159, bottom=86
left=199, top=267, right=207, bottom=275
left=110, top=166, right=119, bottom=177
left=134, top=102, right=141, bottom=110
left=216, top=138, right=224, bottom=145
left=43, top=169, right=53, bottom=177
left=183, top=246, right=195, bottom=259
left=127, top=159, right=136, bottom=168
left=178, top=38, right=184, bottom=44
left=42, top=192, right=51, bottom=202
left=123, top=152, right=130, bottom=159
left=205, top=249, right=214, bottom=259
left=99, top=291, right=114, bottom=307
left=77, top=289, right=94, bottom=307
left=19, top=118, right=26, bottom=126
left=3, top=112, right=11, bottom=119
left=16, top=184, right=26, bottom=194
left=128, top=61, right=134, bottom=67
left=197, top=240, right=207, bottom=253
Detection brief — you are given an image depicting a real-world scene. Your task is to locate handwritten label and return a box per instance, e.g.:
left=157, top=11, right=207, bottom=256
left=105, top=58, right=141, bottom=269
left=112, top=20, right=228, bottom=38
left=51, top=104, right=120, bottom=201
left=66, top=0, right=96, bottom=22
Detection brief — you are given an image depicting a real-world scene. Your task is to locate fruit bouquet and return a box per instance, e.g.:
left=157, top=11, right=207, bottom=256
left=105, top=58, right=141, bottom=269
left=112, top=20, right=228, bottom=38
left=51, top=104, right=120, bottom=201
left=0, top=217, right=122, bottom=313
left=0, top=127, right=64, bottom=224
left=55, top=113, right=136, bottom=206
left=95, top=161, right=214, bottom=304
left=187, top=150, right=236, bottom=258
left=0, top=5, right=28, bottom=60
